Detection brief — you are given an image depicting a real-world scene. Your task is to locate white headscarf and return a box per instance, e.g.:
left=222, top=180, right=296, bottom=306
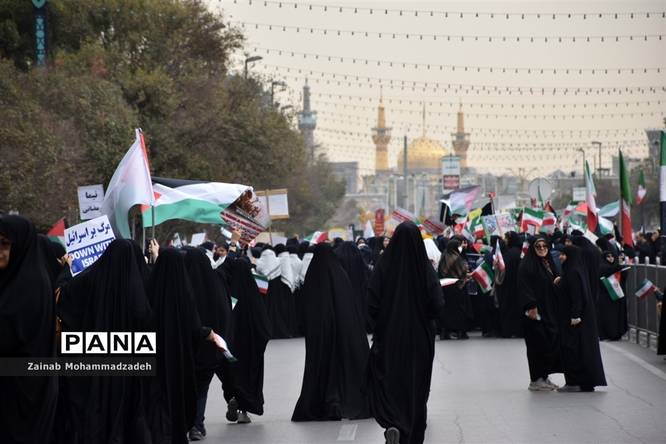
left=299, top=252, right=314, bottom=285
left=289, top=253, right=303, bottom=287
left=423, top=238, right=442, bottom=270
left=256, top=249, right=281, bottom=281
left=278, top=251, right=296, bottom=292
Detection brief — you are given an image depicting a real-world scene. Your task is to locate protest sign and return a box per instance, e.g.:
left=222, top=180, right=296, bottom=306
left=64, top=215, right=115, bottom=276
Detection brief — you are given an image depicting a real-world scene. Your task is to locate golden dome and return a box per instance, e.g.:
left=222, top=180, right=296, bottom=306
left=397, top=136, right=448, bottom=171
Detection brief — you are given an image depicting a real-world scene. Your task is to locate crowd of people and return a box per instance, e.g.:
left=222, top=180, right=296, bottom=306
left=0, top=213, right=652, bottom=444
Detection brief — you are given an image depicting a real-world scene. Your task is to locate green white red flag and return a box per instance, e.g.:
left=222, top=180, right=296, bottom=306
left=252, top=271, right=269, bottom=295
left=619, top=150, right=634, bottom=247
left=520, top=208, right=544, bottom=233
left=493, top=239, right=505, bottom=271
left=471, top=262, right=494, bottom=293
left=585, top=160, right=598, bottom=233
left=636, top=169, right=647, bottom=205
left=635, top=279, right=657, bottom=299
left=601, top=272, right=624, bottom=301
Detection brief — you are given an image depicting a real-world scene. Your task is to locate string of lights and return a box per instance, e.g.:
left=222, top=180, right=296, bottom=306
left=229, top=1, right=666, bottom=22
left=250, top=46, right=665, bottom=76
left=231, top=21, right=666, bottom=43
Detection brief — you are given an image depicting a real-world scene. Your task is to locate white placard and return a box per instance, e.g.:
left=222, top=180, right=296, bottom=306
left=573, top=187, right=586, bottom=202
left=256, top=189, right=290, bottom=220
left=77, top=184, right=105, bottom=220
left=64, top=215, right=115, bottom=276
left=190, top=232, right=207, bottom=246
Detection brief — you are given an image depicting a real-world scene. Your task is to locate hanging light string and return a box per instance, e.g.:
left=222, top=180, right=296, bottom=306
left=231, top=21, right=666, bottom=43
left=255, top=65, right=666, bottom=96
left=250, top=46, right=665, bottom=76
left=229, top=1, right=666, bottom=22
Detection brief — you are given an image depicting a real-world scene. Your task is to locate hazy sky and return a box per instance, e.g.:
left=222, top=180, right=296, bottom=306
left=208, top=0, right=665, bottom=178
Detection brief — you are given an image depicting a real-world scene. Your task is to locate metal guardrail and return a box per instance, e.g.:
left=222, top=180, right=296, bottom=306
left=624, top=263, right=663, bottom=352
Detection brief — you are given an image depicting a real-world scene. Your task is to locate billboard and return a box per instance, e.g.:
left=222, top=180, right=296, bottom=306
left=441, top=156, right=461, bottom=191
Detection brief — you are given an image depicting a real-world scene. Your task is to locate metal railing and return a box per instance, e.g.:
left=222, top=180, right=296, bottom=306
left=624, top=262, right=663, bottom=351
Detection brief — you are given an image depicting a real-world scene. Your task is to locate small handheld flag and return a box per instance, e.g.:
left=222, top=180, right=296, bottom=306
left=635, top=279, right=658, bottom=299
left=471, top=262, right=494, bottom=293
left=493, top=240, right=505, bottom=272
left=600, top=272, right=624, bottom=301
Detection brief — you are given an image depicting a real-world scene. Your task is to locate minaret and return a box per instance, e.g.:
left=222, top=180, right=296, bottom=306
left=298, top=80, right=317, bottom=158
left=451, top=102, right=470, bottom=168
left=372, top=89, right=391, bottom=172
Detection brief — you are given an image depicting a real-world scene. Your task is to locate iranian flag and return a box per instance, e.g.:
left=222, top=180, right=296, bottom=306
left=635, top=279, right=658, bottom=299
left=619, top=150, right=634, bottom=247
left=306, top=231, right=329, bottom=244
left=46, top=218, right=66, bottom=245
left=636, top=169, right=647, bottom=205
left=252, top=272, right=269, bottom=295
left=468, top=216, right=485, bottom=239
left=521, top=208, right=544, bottom=233
left=585, top=160, right=598, bottom=233
left=601, top=272, right=624, bottom=301
left=471, top=262, right=494, bottom=293
left=539, top=212, right=557, bottom=234
left=101, top=129, right=155, bottom=238
left=493, top=239, right=505, bottom=271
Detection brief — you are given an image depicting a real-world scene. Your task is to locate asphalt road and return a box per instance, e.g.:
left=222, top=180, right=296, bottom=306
left=201, top=334, right=666, bottom=443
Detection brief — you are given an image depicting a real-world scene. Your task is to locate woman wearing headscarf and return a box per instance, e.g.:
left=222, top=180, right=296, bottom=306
left=496, top=232, right=525, bottom=338
left=438, top=239, right=473, bottom=340
left=366, top=221, right=444, bottom=444
left=517, top=236, right=561, bottom=391
left=571, top=236, right=602, bottom=304
left=556, top=245, right=607, bottom=392
left=147, top=248, right=229, bottom=443
left=57, top=239, right=152, bottom=444
left=222, top=257, right=271, bottom=424
left=596, top=250, right=627, bottom=341
left=183, top=247, right=236, bottom=440
left=0, top=216, right=58, bottom=444
left=334, top=241, right=371, bottom=332
left=292, top=242, right=370, bottom=422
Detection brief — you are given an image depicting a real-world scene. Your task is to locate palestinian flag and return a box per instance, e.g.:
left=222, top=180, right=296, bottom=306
left=635, top=279, right=658, bottom=299
left=252, top=272, right=269, bottom=295
left=47, top=218, right=66, bottom=245
left=493, top=239, right=505, bottom=271
left=471, top=243, right=491, bottom=254
left=471, top=262, right=494, bottom=293
left=601, top=272, right=624, bottom=301
left=445, top=185, right=480, bottom=216
left=636, top=169, right=647, bottom=205
left=598, top=200, right=620, bottom=218
left=619, top=150, right=634, bottom=247
left=598, top=216, right=615, bottom=236
left=142, top=178, right=253, bottom=227
left=521, top=208, right=544, bottom=233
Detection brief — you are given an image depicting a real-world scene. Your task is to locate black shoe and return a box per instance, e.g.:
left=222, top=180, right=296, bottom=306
left=384, top=427, right=400, bottom=444
left=188, top=427, right=205, bottom=441
left=226, top=397, right=239, bottom=422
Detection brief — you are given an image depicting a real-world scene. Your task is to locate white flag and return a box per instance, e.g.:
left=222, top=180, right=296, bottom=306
left=101, top=129, right=154, bottom=238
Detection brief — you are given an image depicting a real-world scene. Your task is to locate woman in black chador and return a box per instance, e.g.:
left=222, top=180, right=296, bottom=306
left=222, top=257, right=271, bottom=424
left=438, top=239, right=473, bottom=340
left=0, top=215, right=58, bottom=444
left=334, top=241, right=371, bottom=332
left=596, top=250, right=627, bottom=341
left=517, top=236, right=561, bottom=391
left=366, top=221, right=444, bottom=444
left=58, top=239, right=153, bottom=444
left=556, top=245, right=607, bottom=392
left=292, top=243, right=370, bottom=422
left=496, top=232, right=524, bottom=338
left=147, top=248, right=231, bottom=443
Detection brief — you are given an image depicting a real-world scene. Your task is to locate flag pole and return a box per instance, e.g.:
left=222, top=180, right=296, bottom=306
left=151, top=204, right=156, bottom=240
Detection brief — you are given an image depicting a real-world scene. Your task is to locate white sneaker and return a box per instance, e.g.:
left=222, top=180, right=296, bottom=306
left=544, top=378, right=560, bottom=389
left=528, top=378, right=555, bottom=391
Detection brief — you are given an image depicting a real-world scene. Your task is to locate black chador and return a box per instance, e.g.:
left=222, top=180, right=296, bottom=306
left=222, top=258, right=271, bottom=416
left=292, top=243, right=370, bottom=421
left=517, top=236, right=562, bottom=383
left=147, top=248, right=213, bottom=444
left=58, top=239, right=153, bottom=444
left=334, top=241, right=371, bottom=332
left=0, top=216, right=58, bottom=444
left=366, top=221, right=444, bottom=444
left=596, top=251, right=627, bottom=341
left=557, top=246, right=607, bottom=390
left=496, top=232, right=524, bottom=338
